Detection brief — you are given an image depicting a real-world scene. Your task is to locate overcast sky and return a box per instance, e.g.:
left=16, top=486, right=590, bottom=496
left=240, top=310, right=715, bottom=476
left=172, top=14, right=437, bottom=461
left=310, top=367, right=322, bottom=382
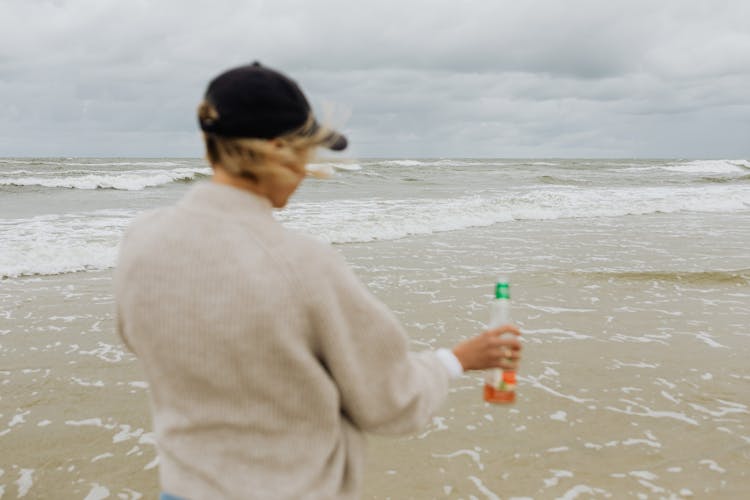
left=1, top=0, right=749, bottom=158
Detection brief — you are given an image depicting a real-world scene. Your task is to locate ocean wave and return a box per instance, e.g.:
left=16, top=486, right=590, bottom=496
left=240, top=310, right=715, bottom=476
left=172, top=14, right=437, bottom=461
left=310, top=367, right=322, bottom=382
left=0, top=167, right=211, bottom=190
left=307, top=162, right=362, bottom=172
left=0, top=159, right=54, bottom=165
left=3, top=184, right=748, bottom=278
left=61, top=161, right=185, bottom=167
left=280, top=184, right=750, bottom=244
left=700, top=174, right=750, bottom=184
left=379, top=160, right=429, bottom=167
left=663, top=160, right=749, bottom=175
left=443, top=160, right=508, bottom=167
left=376, top=159, right=489, bottom=168
left=612, top=160, right=749, bottom=176
left=279, top=196, right=513, bottom=243
left=0, top=169, right=38, bottom=175
left=2, top=168, right=172, bottom=177
left=0, top=210, right=135, bottom=278
left=537, top=175, right=587, bottom=186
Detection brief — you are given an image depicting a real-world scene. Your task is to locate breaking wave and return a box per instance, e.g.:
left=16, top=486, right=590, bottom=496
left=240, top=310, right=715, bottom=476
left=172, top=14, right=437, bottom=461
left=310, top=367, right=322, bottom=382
left=0, top=168, right=211, bottom=191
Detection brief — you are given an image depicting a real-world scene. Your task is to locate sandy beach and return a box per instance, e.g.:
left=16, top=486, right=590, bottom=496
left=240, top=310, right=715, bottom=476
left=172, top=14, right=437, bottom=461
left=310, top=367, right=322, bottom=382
left=3, top=0, right=750, bottom=493
left=2, top=208, right=749, bottom=498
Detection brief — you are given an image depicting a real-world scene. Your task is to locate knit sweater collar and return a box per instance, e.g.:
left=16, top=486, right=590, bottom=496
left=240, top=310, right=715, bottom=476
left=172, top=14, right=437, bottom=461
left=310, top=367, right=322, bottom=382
left=179, top=180, right=274, bottom=218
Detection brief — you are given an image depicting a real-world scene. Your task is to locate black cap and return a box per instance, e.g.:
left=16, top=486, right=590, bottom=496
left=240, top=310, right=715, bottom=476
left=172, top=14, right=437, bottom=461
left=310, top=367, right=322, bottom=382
left=198, top=62, right=347, bottom=151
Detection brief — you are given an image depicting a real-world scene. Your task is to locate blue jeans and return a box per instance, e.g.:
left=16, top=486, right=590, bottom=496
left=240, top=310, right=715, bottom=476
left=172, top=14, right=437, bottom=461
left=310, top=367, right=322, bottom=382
left=160, top=493, right=186, bottom=500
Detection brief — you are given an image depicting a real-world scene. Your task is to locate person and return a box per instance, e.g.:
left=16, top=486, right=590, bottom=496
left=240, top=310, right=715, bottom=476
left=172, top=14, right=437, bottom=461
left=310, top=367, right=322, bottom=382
left=114, top=62, right=522, bottom=500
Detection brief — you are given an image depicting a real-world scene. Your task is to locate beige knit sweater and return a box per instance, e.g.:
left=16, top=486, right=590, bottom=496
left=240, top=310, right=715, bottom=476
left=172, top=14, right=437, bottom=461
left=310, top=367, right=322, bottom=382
left=114, top=182, right=451, bottom=500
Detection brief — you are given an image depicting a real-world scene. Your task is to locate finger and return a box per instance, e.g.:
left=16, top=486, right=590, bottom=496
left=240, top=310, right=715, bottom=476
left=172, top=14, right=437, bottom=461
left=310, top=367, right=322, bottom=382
left=501, top=350, right=520, bottom=362
left=489, top=324, right=521, bottom=336
left=498, top=334, right=521, bottom=350
left=501, top=338, right=522, bottom=351
left=502, top=350, right=523, bottom=362
left=488, top=351, right=519, bottom=370
left=487, top=336, right=522, bottom=350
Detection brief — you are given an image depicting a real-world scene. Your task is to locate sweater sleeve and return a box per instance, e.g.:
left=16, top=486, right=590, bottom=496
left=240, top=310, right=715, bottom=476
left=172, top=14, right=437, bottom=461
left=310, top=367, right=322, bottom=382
left=307, top=249, right=451, bottom=436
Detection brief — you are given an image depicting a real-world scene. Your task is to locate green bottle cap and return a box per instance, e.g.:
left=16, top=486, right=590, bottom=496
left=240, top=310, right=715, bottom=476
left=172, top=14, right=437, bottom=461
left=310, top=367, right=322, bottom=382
left=495, top=281, right=510, bottom=299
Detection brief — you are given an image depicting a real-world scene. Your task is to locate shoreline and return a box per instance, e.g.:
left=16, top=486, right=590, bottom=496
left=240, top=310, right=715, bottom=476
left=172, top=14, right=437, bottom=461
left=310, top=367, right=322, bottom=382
left=2, top=215, right=750, bottom=498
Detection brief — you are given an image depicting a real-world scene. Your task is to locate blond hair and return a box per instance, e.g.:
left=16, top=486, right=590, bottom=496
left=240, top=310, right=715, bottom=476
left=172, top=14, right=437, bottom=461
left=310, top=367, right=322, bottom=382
left=198, top=100, right=335, bottom=183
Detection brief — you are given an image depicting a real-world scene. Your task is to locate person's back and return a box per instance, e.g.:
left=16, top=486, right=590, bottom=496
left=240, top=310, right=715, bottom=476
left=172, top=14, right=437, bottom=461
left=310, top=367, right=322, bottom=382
left=117, top=182, right=366, bottom=498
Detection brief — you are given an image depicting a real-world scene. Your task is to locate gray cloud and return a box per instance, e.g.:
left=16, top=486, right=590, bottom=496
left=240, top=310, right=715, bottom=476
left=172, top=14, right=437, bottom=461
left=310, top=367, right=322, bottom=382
left=1, top=0, right=748, bottom=157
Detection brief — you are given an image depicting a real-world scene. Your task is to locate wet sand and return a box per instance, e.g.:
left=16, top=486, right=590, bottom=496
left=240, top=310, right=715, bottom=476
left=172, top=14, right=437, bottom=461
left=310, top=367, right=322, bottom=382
left=1, top=214, right=749, bottom=498
left=0, top=272, right=156, bottom=499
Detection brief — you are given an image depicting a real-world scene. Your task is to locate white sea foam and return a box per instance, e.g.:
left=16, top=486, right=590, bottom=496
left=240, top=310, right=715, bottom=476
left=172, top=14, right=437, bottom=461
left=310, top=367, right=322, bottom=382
left=660, top=390, right=681, bottom=404
left=0, top=167, right=210, bottom=190
left=550, top=411, right=567, bottom=422
left=279, top=196, right=513, bottom=243
left=0, top=210, right=133, bottom=278
left=629, top=470, right=659, bottom=480
left=605, top=400, right=698, bottom=425
left=622, top=438, right=661, bottom=448
left=467, top=475, right=500, bottom=499
left=543, top=469, right=574, bottom=488
left=3, top=177, right=749, bottom=277
left=377, top=159, right=488, bottom=167
left=415, top=416, right=449, bottom=439
left=71, top=377, right=105, bottom=387
left=432, top=449, right=485, bottom=471
left=66, top=418, right=104, bottom=427
left=523, top=327, right=592, bottom=340
left=78, top=342, right=129, bottom=363
left=380, top=159, right=429, bottom=167
left=695, top=332, right=728, bottom=348
left=663, top=159, right=749, bottom=174
left=522, top=375, right=593, bottom=404
left=65, top=418, right=153, bottom=451
left=558, top=484, right=609, bottom=499
left=83, top=483, right=110, bottom=500
left=283, top=184, right=749, bottom=244
left=689, top=399, right=748, bottom=418
left=16, top=468, right=34, bottom=498
left=527, top=305, right=596, bottom=314
left=63, top=161, right=183, bottom=167
left=113, top=424, right=144, bottom=443
left=699, top=459, right=727, bottom=473
left=9, top=410, right=30, bottom=427
left=310, top=162, right=362, bottom=171
left=144, top=456, right=159, bottom=470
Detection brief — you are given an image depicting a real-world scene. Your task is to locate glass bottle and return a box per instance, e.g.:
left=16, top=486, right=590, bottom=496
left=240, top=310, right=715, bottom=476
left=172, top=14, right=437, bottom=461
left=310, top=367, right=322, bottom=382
left=484, top=278, right=516, bottom=403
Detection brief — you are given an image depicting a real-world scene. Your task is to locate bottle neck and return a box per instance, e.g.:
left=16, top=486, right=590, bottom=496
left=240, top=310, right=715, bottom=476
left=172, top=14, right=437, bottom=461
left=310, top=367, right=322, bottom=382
left=495, top=282, right=510, bottom=300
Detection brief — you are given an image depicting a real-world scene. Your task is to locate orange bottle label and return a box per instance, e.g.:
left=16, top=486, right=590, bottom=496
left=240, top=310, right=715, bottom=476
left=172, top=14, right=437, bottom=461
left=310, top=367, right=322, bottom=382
left=484, top=370, right=516, bottom=404
left=484, top=382, right=516, bottom=403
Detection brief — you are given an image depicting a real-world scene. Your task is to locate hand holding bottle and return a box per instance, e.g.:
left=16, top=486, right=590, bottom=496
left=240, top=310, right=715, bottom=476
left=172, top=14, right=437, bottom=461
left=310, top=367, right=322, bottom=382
left=451, top=325, right=522, bottom=372
left=450, top=278, right=523, bottom=403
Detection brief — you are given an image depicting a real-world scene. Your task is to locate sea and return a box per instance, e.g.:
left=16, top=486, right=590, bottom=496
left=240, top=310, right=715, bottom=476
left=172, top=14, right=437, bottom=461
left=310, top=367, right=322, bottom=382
left=1, top=157, right=749, bottom=498
left=2, top=157, right=749, bottom=279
